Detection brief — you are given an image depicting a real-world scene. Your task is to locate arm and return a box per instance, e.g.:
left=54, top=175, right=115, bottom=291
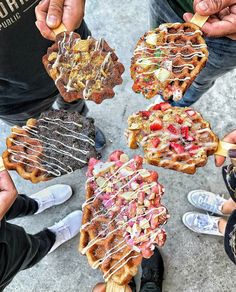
left=35, top=0, right=86, bottom=40
left=184, top=0, right=236, bottom=40
left=215, top=129, right=236, bottom=167
left=0, top=170, right=18, bottom=220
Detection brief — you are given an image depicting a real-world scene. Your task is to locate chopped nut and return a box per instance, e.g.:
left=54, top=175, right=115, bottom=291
left=129, top=123, right=141, bottom=130
left=73, top=39, right=91, bottom=52
left=93, top=162, right=115, bottom=176
left=140, top=218, right=150, bottom=229
left=120, top=153, right=129, bottom=163
left=96, top=177, right=106, bottom=187
left=144, top=199, right=151, bottom=207
left=120, top=191, right=137, bottom=201
left=48, top=52, right=58, bottom=62
left=139, top=169, right=150, bottom=178
left=50, top=68, right=58, bottom=80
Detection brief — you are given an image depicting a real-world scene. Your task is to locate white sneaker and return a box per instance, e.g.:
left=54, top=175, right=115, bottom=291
left=31, top=184, right=73, bottom=214
left=182, top=212, right=223, bottom=236
left=48, top=210, right=83, bottom=253
left=187, top=190, right=227, bottom=216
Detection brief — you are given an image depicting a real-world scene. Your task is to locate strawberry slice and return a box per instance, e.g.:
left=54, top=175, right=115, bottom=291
left=150, top=118, right=162, bottom=131
left=185, top=109, right=196, bottom=117
left=170, top=142, right=185, bottom=154
left=187, top=145, right=200, bottom=155
left=181, top=126, right=189, bottom=138
left=109, top=150, right=124, bottom=161
left=151, top=137, right=161, bottom=148
left=151, top=103, right=162, bottom=111
left=181, top=126, right=195, bottom=141
left=175, top=114, right=183, bottom=124
left=160, top=102, right=171, bottom=112
left=167, top=124, right=178, bottom=135
left=139, top=111, right=151, bottom=119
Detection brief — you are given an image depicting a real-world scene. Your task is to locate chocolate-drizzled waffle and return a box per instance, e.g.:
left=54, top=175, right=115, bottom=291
left=79, top=150, right=168, bottom=286
left=43, top=32, right=125, bottom=104
left=2, top=110, right=97, bottom=183
left=126, top=102, right=218, bottom=174
left=131, top=22, right=208, bottom=101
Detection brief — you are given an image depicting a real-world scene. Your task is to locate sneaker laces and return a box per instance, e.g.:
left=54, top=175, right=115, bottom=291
left=193, top=213, right=219, bottom=232
left=198, top=194, right=224, bottom=214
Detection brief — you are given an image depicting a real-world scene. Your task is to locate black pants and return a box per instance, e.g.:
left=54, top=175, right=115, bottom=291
left=222, top=165, right=236, bottom=265
left=0, top=195, right=55, bottom=291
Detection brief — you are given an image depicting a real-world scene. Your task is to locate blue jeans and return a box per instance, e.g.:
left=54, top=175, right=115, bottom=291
left=149, top=0, right=236, bottom=107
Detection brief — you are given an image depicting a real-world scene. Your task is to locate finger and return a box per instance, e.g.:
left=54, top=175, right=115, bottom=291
left=62, top=0, right=85, bottom=31
left=218, top=7, right=231, bottom=19
left=195, top=0, right=236, bottom=16
left=201, top=16, right=236, bottom=37
left=183, top=12, right=194, bottom=22
left=35, top=0, right=50, bottom=22
left=225, top=32, right=236, bottom=40
left=46, top=0, right=64, bottom=29
left=35, top=20, right=56, bottom=40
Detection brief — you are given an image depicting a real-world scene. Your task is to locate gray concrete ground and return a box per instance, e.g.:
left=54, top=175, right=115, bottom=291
left=1, top=0, right=236, bottom=291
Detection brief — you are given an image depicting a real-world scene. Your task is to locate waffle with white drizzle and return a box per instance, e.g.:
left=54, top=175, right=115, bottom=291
left=2, top=110, right=97, bottom=183
left=43, top=32, right=125, bottom=104
left=126, top=102, right=218, bottom=174
left=131, top=22, right=208, bottom=101
left=79, top=150, right=168, bottom=286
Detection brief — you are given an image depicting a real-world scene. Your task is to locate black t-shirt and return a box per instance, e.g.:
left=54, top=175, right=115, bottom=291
left=0, top=1, right=90, bottom=116
left=0, top=0, right=57, bottom=114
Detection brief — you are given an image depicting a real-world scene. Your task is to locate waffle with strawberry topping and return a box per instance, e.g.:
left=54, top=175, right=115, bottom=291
left=43, top=32, right=125, bottom=104
left=2, top=110, right=97, bottom=183
left=79, top=150, right=168, bottom=286
left=126, top=102, right=218, bottom=174
left=131, top=22, right=208, bottom=101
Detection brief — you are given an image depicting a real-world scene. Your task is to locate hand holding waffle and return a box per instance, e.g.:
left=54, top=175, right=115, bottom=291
left=215, top=130, right=236, bottom=167
left=184, top=0, right=236, bottom=40
left=35, top=0, right=85, bottom=40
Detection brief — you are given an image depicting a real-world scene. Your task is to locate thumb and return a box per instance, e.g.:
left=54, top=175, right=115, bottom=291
left=195, top=0, right=236, bottom=16
left=46, top=0, right=64, bottom=28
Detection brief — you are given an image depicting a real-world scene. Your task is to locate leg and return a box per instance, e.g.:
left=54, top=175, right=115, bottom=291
left=224, top=210, right=236, bottom=265
left=5, top=195, right=38, bottom=221
left=0, top=221, right=55, bottom=290
left=148, top=0, right=236, bottom=107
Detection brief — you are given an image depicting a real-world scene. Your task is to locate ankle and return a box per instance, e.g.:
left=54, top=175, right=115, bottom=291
left=221, top=199, right=236, bottom=214
left=218, top=218, right=227, bottom=235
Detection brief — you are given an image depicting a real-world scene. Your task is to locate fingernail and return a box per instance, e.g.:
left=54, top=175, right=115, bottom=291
left=229, top=149, right=236, bottom=158
left=47, top=15, right=58, bottom=26
left=197, top=1, right=209, bottom=11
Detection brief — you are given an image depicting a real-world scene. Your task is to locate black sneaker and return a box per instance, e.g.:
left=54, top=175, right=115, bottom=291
left=95, top=127, right=106, bottom=151
left=140, top=248, right=164, bottom=292
left=128, top=248, right=164, bottom=292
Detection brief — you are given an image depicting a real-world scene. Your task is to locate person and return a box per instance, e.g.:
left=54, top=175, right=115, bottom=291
left=0, top=167, right=83, bottom=291
left=149, top=0, right=236, bottom=107
left=0, top=0, right=105, bottom=150
left=182, top=130, right=236, bottom=265
left=92, top=248, right=164, bottom=292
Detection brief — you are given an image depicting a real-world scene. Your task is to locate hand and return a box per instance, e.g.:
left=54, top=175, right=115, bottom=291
left=215, top=129, right=236, bottom=167
left=35, top=0, right=86, bottom=40
left=183, top=0, right=236, bottom=40
left=0, top=170, right=18, bottom=220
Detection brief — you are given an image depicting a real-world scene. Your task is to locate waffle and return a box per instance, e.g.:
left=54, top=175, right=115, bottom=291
left=126, top=102, right=218, bottom=174
left=43, top=32, right=125, bottom=104
left=131, top=22, right=208, bottom=101
left=79, top=150, right=168, bottom=286
left=2, top=110, right=97, bottom=183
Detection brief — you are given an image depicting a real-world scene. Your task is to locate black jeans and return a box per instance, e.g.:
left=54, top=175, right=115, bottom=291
left=0, top=195, right=55, bottom=291
left=222, top=165, right=236, bottom=265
